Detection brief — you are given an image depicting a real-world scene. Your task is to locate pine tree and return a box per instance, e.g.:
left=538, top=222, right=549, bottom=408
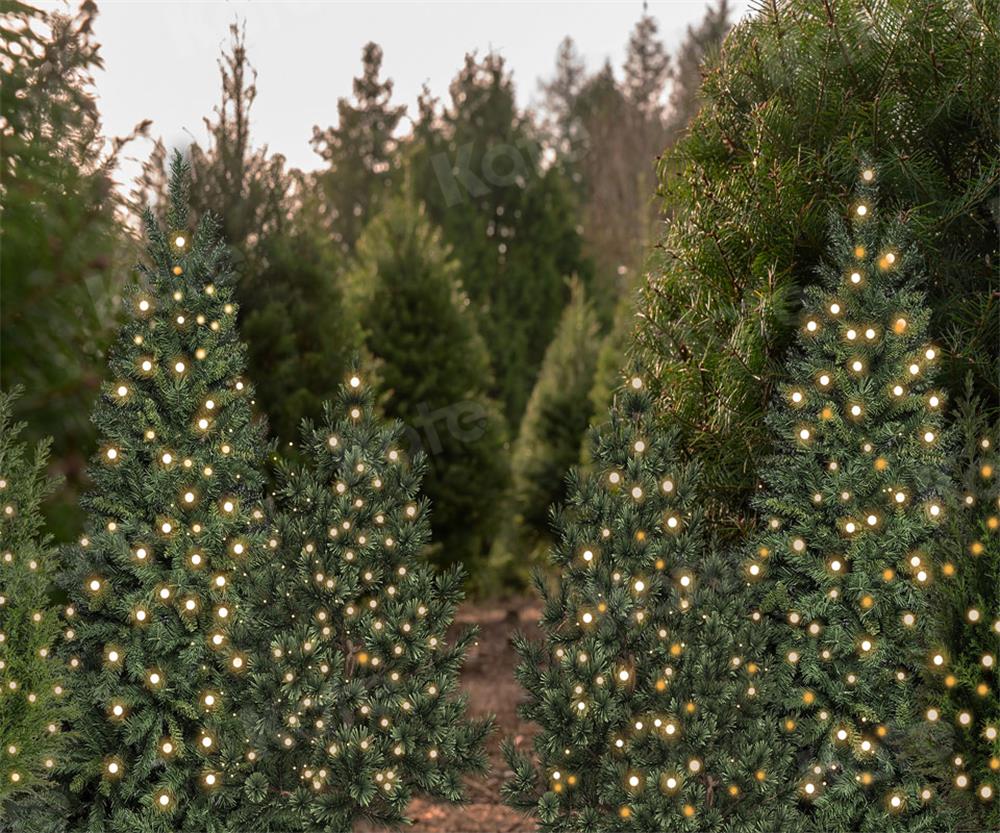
left=504, top=373, right=801, bottom=832
left=922, top=389, right=999, bottom=827
left=312, top=42, right=406, bottom=254
left=409, top=52, right=593, bottom=424
left=236, top=372, right=492, bottom=831
left=349, top=199, right=508, bottom=572
left=496, top=282, right=601, bottom=570
left=58, top=154, right=269, bottom=832
left=0, top=390, right=65, bottom=814
left=748, top=171, right=954, bottom=831
left=637, top=0, right=999, bottom=538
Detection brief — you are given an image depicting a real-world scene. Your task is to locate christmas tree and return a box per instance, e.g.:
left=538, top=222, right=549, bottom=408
left=237, top=371, right=492, bottom=831
left=504, top=373, right=801, bottom=832
left=749, top=168, right=954, bottom=831
left=59, top=153, right=269, bottom=832
left=0, top=390, right=65, bottom=813
left=923, top=389, right=998, bottom=827
left=349, top=198, right=508, bottom=573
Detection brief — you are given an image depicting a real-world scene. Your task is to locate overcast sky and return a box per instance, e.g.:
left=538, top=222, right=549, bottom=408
left=42, top=1, right=749, bottom=182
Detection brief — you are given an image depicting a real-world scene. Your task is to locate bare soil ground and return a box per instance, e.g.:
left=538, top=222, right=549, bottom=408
left=399, top=598, right=540, bottom=832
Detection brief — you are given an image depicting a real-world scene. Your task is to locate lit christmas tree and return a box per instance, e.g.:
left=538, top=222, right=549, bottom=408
left=503, top=374, right=802, bottom=832
left=0, top=390, right=65, bottom=813
left=236, top=371, right=492, bottom=831
left=748, top=168, right=954, bottom=831
left=924, top=389, right=998, bottom=827
left=59, top=154, right=269, bottom=832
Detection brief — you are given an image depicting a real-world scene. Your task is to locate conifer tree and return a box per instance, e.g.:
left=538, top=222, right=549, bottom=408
left=637, top=0, right=999, bottom=537
left=922, top=390, right=999, bottom=827
left=312, top=41, right=406, bottom=253
left=349, top=199, right=508, bottom=572
left=748, top=170, right=954, bottom=831
left=59, top=154, right=269, bottom=832
left=504, top=374, right=801, bottom=832
left=237, top=372, right=492, bottom=831
left=0, top=390, right=65, bottom=813
left=497, top=281, right=601, bottom=569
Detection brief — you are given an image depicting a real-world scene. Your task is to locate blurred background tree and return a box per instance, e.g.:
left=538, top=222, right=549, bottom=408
left=0, top=0, right=146, bottom=537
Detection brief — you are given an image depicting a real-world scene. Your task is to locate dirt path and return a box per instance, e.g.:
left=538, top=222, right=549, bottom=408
left=404, top=598, right=540, bottom=832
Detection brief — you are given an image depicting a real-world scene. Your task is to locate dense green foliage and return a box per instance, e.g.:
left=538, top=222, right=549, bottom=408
left=496, top=282, right=601, bottom=569
left=236, top=374, right=491, bottom=830
left=749, top=176, right=954, bottom=831
left=637, top=0, right=1000, bottom=536
left=0, top=391, right=65, bottom=814
left=504, top=376, right=801, bottom=831
left=409, top=52, right=594, bottom=425
left=58, top=158, right=270, bottom=832
left=0, top=0, right=139, bottom=538
left=922, top=391, right=999, bottom=829
left=349, top=200, right=508, bottom=573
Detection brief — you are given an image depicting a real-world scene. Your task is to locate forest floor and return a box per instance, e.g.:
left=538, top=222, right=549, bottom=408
left=396, top=597, right=540, bottom=832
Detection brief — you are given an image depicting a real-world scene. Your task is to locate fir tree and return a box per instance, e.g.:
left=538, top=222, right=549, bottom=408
left=312, top=42, right=406, bottom=253
left=349, top=199, right=508, bottom=573
left=58, top=154, right=269, bottom=832
left=749, top=171, right=954, bottom=831
left=504, top=374, right=801, bottom=832
left=497, top=281, right=601, bottom=569
left=922, top=389, right=999, bottom=827
left=0, top=390, right=65, bottom=814
left=410, top=52, right=593, bottom=424
left=237, top=372, right=492, bottom=831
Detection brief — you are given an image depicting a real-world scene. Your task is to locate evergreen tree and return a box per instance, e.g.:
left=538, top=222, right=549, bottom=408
left=410, top=52, right=593, bottom=424
left=349, top=199, right=508, bottom=572
left=922, top=389, right=999, bottom=828
left=236, top=372, right=492, bottom=831
left=0, top=390, right=65, bottom=814
left=664, top=0, right=732, bottom=142
left=497, top=282, right=601, bottom=569
left=504, top=373, right=802, bottom=832
left=59, top=155, right=269, bottom=832
left=138, top=26, right=356, bottom=444
left=312, top=42, right=406, bottom=253
left=748, top=172, right=953, bottom=831
left=1, top=0, right=144, bottom=538
left=637, top=0, right=999, bottom=537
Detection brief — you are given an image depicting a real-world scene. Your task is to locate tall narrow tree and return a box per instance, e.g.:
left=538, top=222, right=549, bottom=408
left=748, top=171, right=954, bottom=831
left=59, top=155, right=269, bottom=832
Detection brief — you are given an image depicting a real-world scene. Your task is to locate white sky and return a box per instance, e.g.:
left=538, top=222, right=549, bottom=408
left=41, top=1, right=750, bottom=184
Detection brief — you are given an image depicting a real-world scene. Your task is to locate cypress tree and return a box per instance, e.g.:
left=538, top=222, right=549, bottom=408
left=59, top=155, right=269, bottom=832
left=504, top=374, right=801, bottom=832
left=0, top=390, right=65, bottom=816
left=748, top=171, right=954, bottom=831
left=237, top=372, right=492, bottom=831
